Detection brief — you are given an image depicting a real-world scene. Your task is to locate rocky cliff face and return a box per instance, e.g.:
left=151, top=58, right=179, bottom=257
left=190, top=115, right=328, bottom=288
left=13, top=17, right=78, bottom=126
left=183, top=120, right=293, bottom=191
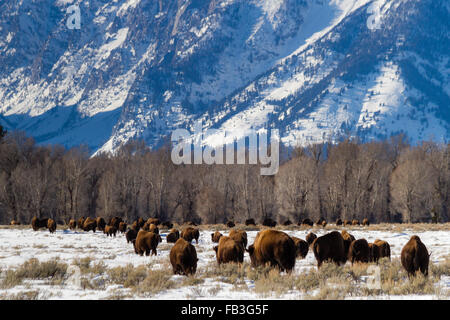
left=0, top=0, right=448, bottom=153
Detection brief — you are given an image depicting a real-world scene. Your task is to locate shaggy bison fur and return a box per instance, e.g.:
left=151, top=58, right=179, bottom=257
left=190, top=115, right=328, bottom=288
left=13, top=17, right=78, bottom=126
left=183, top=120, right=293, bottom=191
left=300, top=218, right=314, bottom=226
left=104, top=225, right=117, bottom=237
left=336, top=218, right=343, bottom=226
left=228, top=229, right=248, bottom=249
left=348, top=239, right=370, bottom=264
left=401, top=235, right=430, bottom=277
left=31, top=217, right=49, bottom=231
left=126, top=228, right=138, bottom=243
left=211, top=231, right=223, bottom=243
left=245, top=218, right=256, bottom=226
left=374, top=239, right=391, bottom=260
left=291, top=236, right=309, bottom=259
left=262, top=218, right=277, bottom=227
left=312, top=231, right=347, bottom=268
left=96, top=217, right=106, bottom=232
left=247, top=229, right=296, bottom=272
left=226, top=221, right=235, bottom=228
left=68, top=219, right=77, bottom=230
left=170, top=238, right=198, bottom=276
left=133, top=230, right=162, bottom=256
left=362, top=218, right=370, bottom=226
left=167, top=229, right=180, bottom=243
left=213, top=236, right=244, bottom=264
left=82, top=217, right=97, bottom=232
left=341, top=230, right=356, bottom=255
left=181, top=227, right=200, bottom=244
left=305, top=232, right=317, bottom=246
left=47, top=219, right=57, bottom=233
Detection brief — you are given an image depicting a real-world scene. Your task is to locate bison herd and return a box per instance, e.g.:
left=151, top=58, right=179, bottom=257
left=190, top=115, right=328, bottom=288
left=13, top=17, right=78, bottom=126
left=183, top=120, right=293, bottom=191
left=21, top=216, right=432, bottom=278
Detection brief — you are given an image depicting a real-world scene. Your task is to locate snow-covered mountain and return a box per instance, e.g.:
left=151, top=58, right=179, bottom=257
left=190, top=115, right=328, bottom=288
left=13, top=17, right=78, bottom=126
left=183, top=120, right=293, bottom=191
left=0, top=0, right=449, bottom=153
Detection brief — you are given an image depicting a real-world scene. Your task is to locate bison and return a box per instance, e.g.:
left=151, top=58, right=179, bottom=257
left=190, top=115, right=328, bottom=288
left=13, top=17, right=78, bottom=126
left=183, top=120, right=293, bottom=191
left=312, top=231, right=347, bottom=268
left=147, top=218, right=160, bottom=226
left=374, top=239, right=391, bottom=260
left=108, top=217, right=123, bottom=229
left=170, top=238, right=198, bottom=276
left=321, top=220, right=327, bottom=228
left=291, top=236, right=309, bottom=259
left=161, top=221, right=174, bottom=229
left=181, top=227, right=200, bottom=244
left=228, top=229, right=248, bottom=249
left=368, top=243, right=380, bottom=263
left=315, top=217, right=325, bottom=226
left=82, top=217, right=97, bottom=233
left=213, top=236, right=244, bottom=265
left=300, top=218, right=314, bottom=227
left=133, top=230, right=162, bottom=256
left=118, top=222, right=127, bottom=233
left=47, top=219, right=57, bottom=234
left=341, top=230, right=355, bottom=255
left=96, top=217, right=106, bottom=232
left=68, top=219, right=77, bottom=230
left=262, top=218, right=277, bottom=227
left=211, top=231, right=223, bottom=243
left=336, top=218, right=343, bottom=226
left=10, top=220, right=21, bottom=226
left=167, top=229, right=180, bottom=243
left=77, top=217, right=85, bottom=230
left=226, top=221, right=235, bottom=228
left=362, top=218, right=370, bottom=226
left=348, top=239, right=370, bottom=264
left=126, top=228, right=138, bottom=244
left=352, top=219, right=360, bottom=226
left=343, top=220, right=352, bottom=226
left=401, top=235, right=430, bottom=277
left=149, top=223, right=159, bottom=234
left=283, top=220, right=292, bottom=226
left=306, top=232, right=317, bottom=246
left=104, top=225, right=117, bottom=237
left=247, top=229, right=296, bottom=272
left=31, top=217, right=49, bottom=231
left=245, top=218, right=256, bottom=226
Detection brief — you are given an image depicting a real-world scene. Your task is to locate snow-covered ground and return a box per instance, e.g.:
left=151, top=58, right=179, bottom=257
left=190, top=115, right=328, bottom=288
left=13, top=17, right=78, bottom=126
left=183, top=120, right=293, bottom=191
left=0, top=225, right=448, bottom=300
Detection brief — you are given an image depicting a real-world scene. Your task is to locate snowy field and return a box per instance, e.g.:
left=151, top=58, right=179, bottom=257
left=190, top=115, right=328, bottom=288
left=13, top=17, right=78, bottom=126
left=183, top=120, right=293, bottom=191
left=0, top=224, right=449, bottom=300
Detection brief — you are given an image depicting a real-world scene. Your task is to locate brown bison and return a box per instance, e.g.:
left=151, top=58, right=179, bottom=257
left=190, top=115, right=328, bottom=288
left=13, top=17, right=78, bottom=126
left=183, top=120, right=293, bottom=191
left=348, top=239, right=370, bottom=264
left=352, top=219, right=360, bottom=226
left=170, top=238, right=198, bottom=275
left=341, top=230, right=355, bottom=255
left=31, top=217, right=49, bottom=231
left=374, top=239, right=391, bottom=260
left=109, top=217, right=123, bottom=229
left=362, top=218, right=370, bottom=226
left=82, top=217, right=97, bottom=232
left=133, top=230, right=162, bottom=256
left=77, top=217, right=85, bottom=229
left=368, top=243, right=380, bottom=263
left=312, top=231, right=347, bottom=268
left=104, top=225, right=117, bottom=237
left=226, top=221, right=235, bottom=228
left=245, top=218, right=256, bottom=226
left=291, top=236, right=309, bottom=259
left=161, top=221, right=174, bottom=229
left=118, top=222, right=127, bottom=233
left=300, top=218, right=314, bottom=226
left=147, top=218, right=160, bottom=226
left=126, top=228, right=138, bottom=243
left=131, top=220, right=141, bottom=232
left=343, top=219, right=352, bottom=226
left=401, top=235, right=430, bottom=277
left=96, top=217, right=106, bottom=232
left=336, top=218, right=343, bottom=226
left=10, top=220, right=21, bottom=226
left=167, top=229, right=180, bottom=243
left=228, top=229, right=248, bottom=249
left=305, top=232, right=317, bottom=246
left=315, top=217, right=325, bottom=226
left=321, top=220, right=327, bottom=228
left=213, top=236, right=244, bottom=265
left=47, top=219, right=57, bottom=233
left=262, top=218, right=277, bottom=227
left=211, top=231, right=223, bottom=243
left=283, top=219, right=292, bottom=226
left=148, top=223, right=159, bottom=234
left=181, top=227, right=200, bottom=244
left=247, top=229, right=296, bottom=272
left=68, top=219, right=77, bottom=230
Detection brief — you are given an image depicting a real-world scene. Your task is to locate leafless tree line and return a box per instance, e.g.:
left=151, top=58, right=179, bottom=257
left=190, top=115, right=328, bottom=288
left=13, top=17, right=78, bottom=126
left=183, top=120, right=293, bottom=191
left=0, top=129, right=448, bottom=225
